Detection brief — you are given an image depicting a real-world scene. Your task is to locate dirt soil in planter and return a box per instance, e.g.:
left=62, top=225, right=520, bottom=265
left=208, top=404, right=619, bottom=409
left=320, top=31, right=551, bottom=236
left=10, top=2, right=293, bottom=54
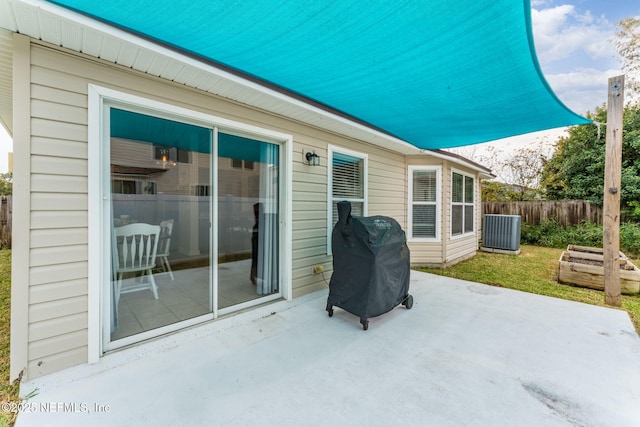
left=568, top=257, right=629, bottom=270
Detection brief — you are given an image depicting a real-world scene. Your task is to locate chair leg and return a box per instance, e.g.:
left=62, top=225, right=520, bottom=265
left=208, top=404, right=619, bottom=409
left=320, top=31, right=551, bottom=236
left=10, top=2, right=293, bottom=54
left=116, top=273, right=123, bottom=312
left=163, top=256, right=174, bottom=281
left=146, top=269, right=159, bottom=299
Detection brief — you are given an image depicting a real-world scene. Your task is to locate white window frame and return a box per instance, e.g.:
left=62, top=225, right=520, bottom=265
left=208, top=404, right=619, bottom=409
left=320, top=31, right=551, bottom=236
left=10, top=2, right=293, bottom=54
left=327, top=145, right=368, bottom=254
left=450, top=169, right=475, bottom=239
left=408, top=166, right=441, bottom=242
left=88, top=85, right=293, bottom=361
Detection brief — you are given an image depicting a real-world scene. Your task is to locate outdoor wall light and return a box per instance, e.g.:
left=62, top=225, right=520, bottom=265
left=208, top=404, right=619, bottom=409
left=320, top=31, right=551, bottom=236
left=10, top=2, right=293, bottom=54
left=156, top=147, right=177, bottom=169
left=305, top=150, right=320, bottom=166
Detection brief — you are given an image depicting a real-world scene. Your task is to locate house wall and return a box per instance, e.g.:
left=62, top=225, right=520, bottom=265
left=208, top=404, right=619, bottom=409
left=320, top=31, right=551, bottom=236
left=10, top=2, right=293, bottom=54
left=13, top=38, right=408, bottom=380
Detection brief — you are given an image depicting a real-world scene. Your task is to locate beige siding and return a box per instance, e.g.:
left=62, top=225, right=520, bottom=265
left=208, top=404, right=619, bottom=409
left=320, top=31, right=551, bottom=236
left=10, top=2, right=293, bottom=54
left=29, top=313, right=88, bottom=342
left=27, top=347, right=87, bottom=380
left=32, top=137, right=88, bottom=159
left=29, top=279, right=87, bottom=304
left=31, top=211, right=88, bottom=229
left=367, top=150, right=406, bottom=223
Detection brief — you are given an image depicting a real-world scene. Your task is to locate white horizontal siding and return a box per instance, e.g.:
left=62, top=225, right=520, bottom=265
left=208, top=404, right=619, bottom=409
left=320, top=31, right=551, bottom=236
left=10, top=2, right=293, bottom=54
left=31, top=193, right=87, bottom=211
left=29, top=330, right=87, bottom=360
left=31, top=117, right=87, bottom=142
left=408, top=243, right=443, bottom=266
left=30, top=261, right=87, bottom=285
left=31, top=98, right=87, bottom=125
left=31, top=137, right=88, bottom=159
left=446, top=236, right=477, bottom=264
left=29, top=295, right=88, bottom=324
left=31, top=155, right=87, bottom=176
left=29, top=312, right=87, bottom=342
left=31, top=174, right=87, bottom=193
left=29, top=279, right=87, bottom=304
left=27, top=344, right=87, bottom=379
left=30, top=245, right=88, bottom=267
left=31, top=211, right=87, bottom=229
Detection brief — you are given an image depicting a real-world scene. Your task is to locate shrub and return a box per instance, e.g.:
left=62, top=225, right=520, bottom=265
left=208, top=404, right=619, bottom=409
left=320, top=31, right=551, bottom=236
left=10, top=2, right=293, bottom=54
left=520, top=219, right=640, bottom=257
left=621, top=222, right=640, bottom=257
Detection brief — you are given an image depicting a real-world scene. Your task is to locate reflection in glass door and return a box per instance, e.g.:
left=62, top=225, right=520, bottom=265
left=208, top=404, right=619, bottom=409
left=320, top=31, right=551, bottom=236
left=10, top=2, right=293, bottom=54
left=218, top=133, right=279, bottom=309
left=108, top=108, right=212, bottom=343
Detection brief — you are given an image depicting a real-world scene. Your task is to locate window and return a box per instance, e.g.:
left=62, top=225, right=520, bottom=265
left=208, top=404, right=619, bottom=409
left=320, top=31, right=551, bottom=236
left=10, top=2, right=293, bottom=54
left=451, top=171, right=474, bottom=236
left=111, top=178, right=156, bottom=195
left=328, top=146, right=367, bottom=252
left=408, top=167, right=440, bottom=241
left=153, top=145, right=191, bottom=164
left=193, top=185, right=210, bottom=197
left=231, top=159, right=254, bottom=170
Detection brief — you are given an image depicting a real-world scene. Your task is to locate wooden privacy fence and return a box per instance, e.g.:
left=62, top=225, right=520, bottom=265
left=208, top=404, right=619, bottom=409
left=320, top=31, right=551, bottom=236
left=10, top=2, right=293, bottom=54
left=1, top=195, right=11, bottom=249
left=482, top=200, right=603, bottom=227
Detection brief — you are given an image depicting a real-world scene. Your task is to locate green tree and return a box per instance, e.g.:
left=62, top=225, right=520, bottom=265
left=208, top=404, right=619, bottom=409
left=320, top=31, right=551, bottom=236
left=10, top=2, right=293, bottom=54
left=540, top=104, right=640, bottom=220
left=0, top=172, right=11, bottom=195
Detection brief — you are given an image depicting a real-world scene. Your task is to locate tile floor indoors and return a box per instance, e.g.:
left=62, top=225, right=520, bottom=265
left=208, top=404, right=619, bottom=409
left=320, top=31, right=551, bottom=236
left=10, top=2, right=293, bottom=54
left=111, top=259, right=264, bottom=340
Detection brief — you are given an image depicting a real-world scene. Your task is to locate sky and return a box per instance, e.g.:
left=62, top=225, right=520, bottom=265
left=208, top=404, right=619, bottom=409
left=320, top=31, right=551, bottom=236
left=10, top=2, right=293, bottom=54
left=449, top=0, right=640, bottom=177
left=0, top=0, right=639, bottom=174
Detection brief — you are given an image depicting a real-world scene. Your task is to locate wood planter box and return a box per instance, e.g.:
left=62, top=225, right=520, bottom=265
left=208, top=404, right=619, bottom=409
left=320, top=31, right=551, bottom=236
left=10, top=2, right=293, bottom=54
left=558, top=245, right=640, bottom=294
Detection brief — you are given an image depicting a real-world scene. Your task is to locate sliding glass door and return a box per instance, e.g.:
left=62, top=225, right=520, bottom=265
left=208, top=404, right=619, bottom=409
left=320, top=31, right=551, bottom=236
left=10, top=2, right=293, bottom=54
left=103, top=101, right=284, bottom=350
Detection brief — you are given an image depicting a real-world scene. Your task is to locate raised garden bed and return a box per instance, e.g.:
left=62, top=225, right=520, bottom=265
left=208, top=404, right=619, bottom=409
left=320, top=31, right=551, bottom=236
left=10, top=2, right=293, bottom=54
left=558, top=245, right=640, bottom=294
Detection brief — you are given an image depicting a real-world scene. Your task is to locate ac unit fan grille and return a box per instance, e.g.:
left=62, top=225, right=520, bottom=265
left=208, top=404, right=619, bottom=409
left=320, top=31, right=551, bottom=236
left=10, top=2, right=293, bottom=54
left=482, top=214, right=521, bottom=251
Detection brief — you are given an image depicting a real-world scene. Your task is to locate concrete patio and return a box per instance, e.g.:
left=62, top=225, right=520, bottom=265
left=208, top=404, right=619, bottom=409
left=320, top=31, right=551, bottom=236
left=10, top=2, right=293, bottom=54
left=15, top=270, right=640, bottom=427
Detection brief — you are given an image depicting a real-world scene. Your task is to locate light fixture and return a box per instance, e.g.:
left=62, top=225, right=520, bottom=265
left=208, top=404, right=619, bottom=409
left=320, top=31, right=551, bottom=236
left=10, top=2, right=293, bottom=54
left=305, top=150, right=320, bottom=166
left=156, top=147, right=177, bottom=169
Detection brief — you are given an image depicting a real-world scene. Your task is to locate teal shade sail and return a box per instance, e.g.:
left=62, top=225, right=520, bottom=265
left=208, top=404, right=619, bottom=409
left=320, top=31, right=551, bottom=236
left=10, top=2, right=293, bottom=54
left=55, top=0, right=590, bottom=149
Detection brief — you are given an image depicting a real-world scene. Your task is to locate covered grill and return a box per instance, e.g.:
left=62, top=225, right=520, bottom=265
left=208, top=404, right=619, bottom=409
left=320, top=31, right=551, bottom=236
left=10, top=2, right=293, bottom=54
left=326, top=201, right=413, bottom=330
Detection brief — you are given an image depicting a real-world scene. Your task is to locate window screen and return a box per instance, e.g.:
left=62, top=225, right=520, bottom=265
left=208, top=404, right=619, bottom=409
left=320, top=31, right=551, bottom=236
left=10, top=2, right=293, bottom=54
left=332, top=152, right=364, bottom=200
left=451, top=172, right=474, bottom=236
left=410, top=169, right=438, bottom=239
left=329, top=149, right=366, bottom=251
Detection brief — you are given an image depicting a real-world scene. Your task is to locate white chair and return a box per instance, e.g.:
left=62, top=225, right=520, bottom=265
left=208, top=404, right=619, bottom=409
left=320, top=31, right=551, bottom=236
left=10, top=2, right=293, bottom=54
left=114, top=223, right=161, bottom=308
left=157, top=219, right=174, bottom=280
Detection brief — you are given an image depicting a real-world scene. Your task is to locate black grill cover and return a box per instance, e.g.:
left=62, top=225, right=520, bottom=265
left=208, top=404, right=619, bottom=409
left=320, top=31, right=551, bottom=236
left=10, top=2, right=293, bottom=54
left=327, top=201, right=410, bottom=320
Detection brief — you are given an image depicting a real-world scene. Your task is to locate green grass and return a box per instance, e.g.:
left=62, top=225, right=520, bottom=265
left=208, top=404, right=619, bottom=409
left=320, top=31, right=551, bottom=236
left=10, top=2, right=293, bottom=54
left=418, top=244, right=640, bottom=334
left=0, top=250, right=18, bottom=427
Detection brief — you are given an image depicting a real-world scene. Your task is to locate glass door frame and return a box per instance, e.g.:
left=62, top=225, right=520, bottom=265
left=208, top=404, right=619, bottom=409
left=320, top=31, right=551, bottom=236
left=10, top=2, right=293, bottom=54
left=87, top=85, right=292, bottom=360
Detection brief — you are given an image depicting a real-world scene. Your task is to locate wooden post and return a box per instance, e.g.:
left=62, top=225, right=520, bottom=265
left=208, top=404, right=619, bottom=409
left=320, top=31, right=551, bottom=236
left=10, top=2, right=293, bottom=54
left=603, top=75, right=624, bottom=307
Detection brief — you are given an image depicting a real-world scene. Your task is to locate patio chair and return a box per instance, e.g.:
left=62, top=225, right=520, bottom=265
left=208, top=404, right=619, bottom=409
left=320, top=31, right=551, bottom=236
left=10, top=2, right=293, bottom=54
left=114, top=223, right=161, bottom=307
left=157, top=219, right=174, bottom=280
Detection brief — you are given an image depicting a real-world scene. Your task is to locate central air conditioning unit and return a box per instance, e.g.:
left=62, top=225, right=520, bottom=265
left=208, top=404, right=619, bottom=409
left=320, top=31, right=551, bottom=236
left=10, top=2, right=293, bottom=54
left=481, top=214, right=521, bottom=253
